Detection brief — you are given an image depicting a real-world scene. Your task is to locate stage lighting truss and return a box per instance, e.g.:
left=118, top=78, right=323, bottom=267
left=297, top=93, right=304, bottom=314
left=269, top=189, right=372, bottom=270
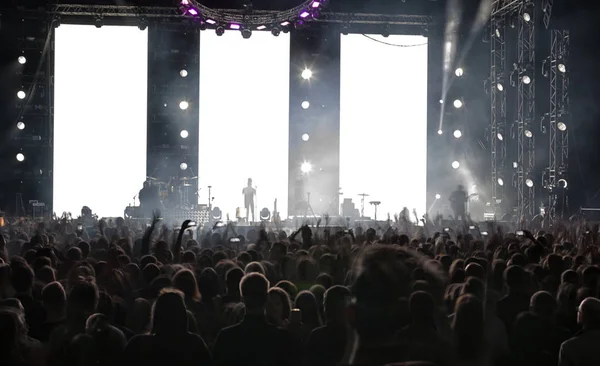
left=179, top=0, right=324, bottom=35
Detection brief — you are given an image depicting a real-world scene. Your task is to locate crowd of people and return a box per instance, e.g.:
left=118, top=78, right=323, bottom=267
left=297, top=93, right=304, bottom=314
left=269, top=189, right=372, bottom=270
left=1, top=211, right=600, bottom=366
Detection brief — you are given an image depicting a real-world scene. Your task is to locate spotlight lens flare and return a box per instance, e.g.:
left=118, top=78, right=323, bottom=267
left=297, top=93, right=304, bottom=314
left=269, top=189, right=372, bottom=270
left=557, top=122, right=567, bottom=131
left=451, top=161, right=460, bottom=169
left=301, top=133, right=310, bottom=141
left=558, top=178, right=568, bottom=188
left=17, top=121, right=25, bottom=130
left=16, top=153, right=25, bottom=162
left=453, top=99, right=463, bottom=109
left=17, top=91, right=26, bottom=99
left=453, top=129, right=462, bottom=138
left=455, top=67, right=464, bottom=77
left=497, top=83, right=504, bottom=91
left=180, top=162, right=188, bottom=171
left=301, top=101, right=310, bottom=109
left=206, top=19, right=216, bottom=25
left=435, top=193, right=441, bottom=200
left=312, top=1, right=321, bottom=7
left=187, top=8, right=198, bottom=16
left=523, top=12, right=531, bottom=22
left=524, top=129, right=533, bottom=138
left=299, top=11, right=310, bottom=18
left=437, top=129, right=443, bottom=135
left=300, top=161, right=312, bottom=173
left=497, top=133, right=504, bottom=141
left=180, top=129, right=189, bottom=139
left=180, top=69, right=188, bottom=77
left=522, top=75, right=531, bottom=84
left=558, top=64, right=566, bottom=73
left=230, top=23, right=241, bottom=30
left=526, top=179, right=534, bottom=187
left=18, top=56, right=27, bottom=64
left=301, top=68, right=312, bottom=80
left=497, top=178, right=504, bottom=186
left=256, top=25, right=267, bottom=30
left=179, top=101, right=189, bottom=110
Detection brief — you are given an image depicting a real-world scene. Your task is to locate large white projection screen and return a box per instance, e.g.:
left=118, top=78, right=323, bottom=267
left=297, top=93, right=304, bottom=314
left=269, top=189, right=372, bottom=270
left=54, top=25, right=147, bottom=218
left=340, top=34, right=428, bottom=219
left=199, top=31, right=289, bottom=220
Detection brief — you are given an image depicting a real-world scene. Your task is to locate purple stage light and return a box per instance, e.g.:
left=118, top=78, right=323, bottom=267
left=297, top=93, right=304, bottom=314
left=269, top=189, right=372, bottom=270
left=230, top=23, right=241, bottom=30
left=205, top=18, right=216, bottom=24
left=312, top=1, right=321, bottom=7
left=280, top=21, right=290, bottom=26
left=299, top=11, right=310, bottom=18
left=181, top=0, right=189, bottom=4
left=187, top=8, right=198, bottom=15
left=257, top=25, right=267, bottom=30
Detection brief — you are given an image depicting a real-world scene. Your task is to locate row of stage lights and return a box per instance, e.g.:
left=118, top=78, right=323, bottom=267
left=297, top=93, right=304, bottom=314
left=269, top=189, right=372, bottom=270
left=181, top=0, right=324, bottom=38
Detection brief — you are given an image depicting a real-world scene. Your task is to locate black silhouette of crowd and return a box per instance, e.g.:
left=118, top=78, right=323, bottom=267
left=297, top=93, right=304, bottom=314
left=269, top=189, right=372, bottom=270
left=2, top=212, right=600, bottom=366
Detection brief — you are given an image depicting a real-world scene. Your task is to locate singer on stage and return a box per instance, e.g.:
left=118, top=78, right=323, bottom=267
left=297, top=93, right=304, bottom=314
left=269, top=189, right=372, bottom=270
left=449, top=184, right=468, bottom=221
left=242, top=178, right=256, bottom=222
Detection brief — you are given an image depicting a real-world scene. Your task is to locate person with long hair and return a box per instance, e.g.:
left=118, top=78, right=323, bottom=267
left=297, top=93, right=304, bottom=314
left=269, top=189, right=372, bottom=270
left=452, top=294, right=485, bottom=366
left=121, top=288, right=212, bottom=366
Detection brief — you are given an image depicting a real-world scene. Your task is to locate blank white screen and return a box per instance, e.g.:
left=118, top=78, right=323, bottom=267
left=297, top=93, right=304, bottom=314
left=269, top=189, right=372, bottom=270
left=340, top=34, right=428, bottom=218
left=199, top=31, right=289, bottom=219
left=54, top=25, right=147, bottom=218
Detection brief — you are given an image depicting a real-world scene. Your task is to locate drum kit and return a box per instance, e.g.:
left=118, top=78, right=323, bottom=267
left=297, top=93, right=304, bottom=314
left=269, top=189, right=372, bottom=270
left=147, top=175, right=198, bottom=210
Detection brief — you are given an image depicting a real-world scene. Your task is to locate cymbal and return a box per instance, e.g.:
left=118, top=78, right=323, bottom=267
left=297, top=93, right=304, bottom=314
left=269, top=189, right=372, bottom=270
left=358, top=193, right=370, bottom=197
left=180, top=176, right=198, bottom=181
left=146, top=176, right=158, bottom=181
left=369, top=201, right=381, bottom=205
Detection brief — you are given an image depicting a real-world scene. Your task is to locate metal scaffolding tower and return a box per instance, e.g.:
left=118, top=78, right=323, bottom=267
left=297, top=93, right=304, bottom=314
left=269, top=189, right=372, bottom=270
left=516, top=1, right=536, bottom=219
left=490, top=1, right=509, bottom=212
left=547, top=29, right=569, bottom=219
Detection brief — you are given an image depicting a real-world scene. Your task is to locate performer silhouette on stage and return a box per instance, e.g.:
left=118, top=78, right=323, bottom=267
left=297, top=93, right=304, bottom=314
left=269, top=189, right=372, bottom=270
left=139, top=180, right=161, bottom=218
left=449, top=184, right=468, bottom=221
left=242, top=178, right=256, bottom=222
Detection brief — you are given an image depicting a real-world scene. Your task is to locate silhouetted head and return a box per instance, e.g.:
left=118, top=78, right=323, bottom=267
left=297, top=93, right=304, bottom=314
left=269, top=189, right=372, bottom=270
left=267, top=287, right=292, bottom=326
left=152, top=288, right=188, bottom=335
left=240, top=273, right=269, bottom=314
left=578, top=297, right=600, bottom=329
left=172, top=269, right=200, bottom=301
left=295, top=290, right=322, bottom=329
left=42, top=281, right=66, bottom=313
left=247, top=178, right=252, bottom=187
left=324, top=285, right=351, bottom=323
left=409, top=291, right=435, bottom=325
left=530, top=291, right=556, bottom=320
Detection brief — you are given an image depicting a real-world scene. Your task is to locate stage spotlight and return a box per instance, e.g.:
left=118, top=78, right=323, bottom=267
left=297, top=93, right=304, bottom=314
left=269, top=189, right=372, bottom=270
left=301, top=101, right=310, bottom=109
left=300, top=161, right=312, bottom=173
left=94, top=16, right=103, bottom=28
left=497, top=83, right=504, bottom=91
left=526, top=179, right=534, bottom=188
left=437, top=129, right=443, bottom=135
left=522, top=75, right=531, bottom=84
left=558, top=178, right=568, bottom=189
left=558, top=63, right=566, bottom=73
left=187, top=8, right=199, bottom=15
left=180, top=162, right=188, bottom=171
left=435, top=193, right=441, bottom=200
left=455, top=67, right=464, bottom=77
left=439, top=99, right=444, bottom=104
left=16, top=153, right=25, bottom=162
left=260, top=208, right=270, bottom=221
left=453, top=99, right=463, bottom=109
left=299, top=10, right=310, bottom=18
left=497, top=178, right=504, bottom=186
left=17, top=121, right=25, bottom=130
left=557, top=122, right=567, bottom=131
left=524, top=129, right=533, bottom=138
left=18, top=56, right=27, bottom=65
left=451, top=161, right=460, bottom=169
left=301, top=133, right=310, bottom=142
left=241, top=28, right=252, bottom=39
left=206, top=18, right=216, bottom=25
left=497, top=133, right=504, bottom=141
left=180, top=69, right=188, bottom=77
left=301, top=68, right=312, bottom=80
left=179, top=101, right=189, bottom=110
left=216, top=26, right=225, bottom=36
left=495, top=28, right=501, bottom=38
left=181, top=0, right=189, bottom=4
left=312, top=1, right=321, bottom=7
left=523, top=12, right=531, bottom=22
left=230, top=23, right=241, bottom=30
left=513, top=161, right=518, bottom=169
left=180, top=129, right=189, bottom=139
left=256, top=25, right=267, bottom=30
left=453, top=129, right=462, bottom=138
left=17, top=90, right=26, bottom=99
left=212, top=207, right=222, bottom=220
